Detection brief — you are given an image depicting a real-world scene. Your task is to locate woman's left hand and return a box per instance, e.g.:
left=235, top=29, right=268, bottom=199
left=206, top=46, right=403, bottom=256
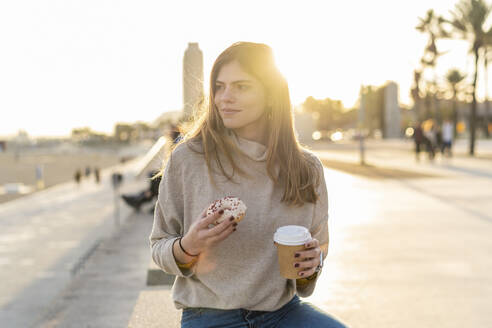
left=293, top=238, right=321, bottom=278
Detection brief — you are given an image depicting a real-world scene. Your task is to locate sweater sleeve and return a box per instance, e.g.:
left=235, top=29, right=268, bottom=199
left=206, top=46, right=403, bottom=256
left=149, top=151, right=194, bottom=278
left=296, top=156, right=329, bottom=297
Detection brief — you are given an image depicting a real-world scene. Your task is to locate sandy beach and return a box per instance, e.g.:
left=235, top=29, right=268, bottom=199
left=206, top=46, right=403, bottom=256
left=0, top=145, right=135, bottom=204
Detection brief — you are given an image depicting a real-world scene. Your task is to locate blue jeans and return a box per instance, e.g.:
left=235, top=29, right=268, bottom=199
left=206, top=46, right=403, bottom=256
left=181, top=295, right=347, bottom=328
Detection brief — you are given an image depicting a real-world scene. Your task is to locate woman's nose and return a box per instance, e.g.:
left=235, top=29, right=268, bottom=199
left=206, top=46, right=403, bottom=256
left=220, top=86, right=235, bottom=103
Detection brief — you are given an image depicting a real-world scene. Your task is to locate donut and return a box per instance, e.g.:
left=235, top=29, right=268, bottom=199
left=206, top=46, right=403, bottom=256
left=206, top=196, right=247, bottom=225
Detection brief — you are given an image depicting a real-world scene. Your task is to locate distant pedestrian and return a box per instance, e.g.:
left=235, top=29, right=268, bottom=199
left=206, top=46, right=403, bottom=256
left=441, top=119, right=454, bottom=157
left=413, top=122, right=424, bottom=161
left=74, top=170, right=82, bottom=185
left=423, top=120, right=437, bottom=160
left=435, top=124, right=443, bottom=152
left=35, top=164, right=45, bottom=189
left=94, top=167, right=100, bottom=184
left=85, top=166, right=91, bottom=177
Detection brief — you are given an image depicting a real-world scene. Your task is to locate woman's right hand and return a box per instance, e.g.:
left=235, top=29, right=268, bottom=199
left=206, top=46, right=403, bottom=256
left=180, top=206, right=237, bottom=256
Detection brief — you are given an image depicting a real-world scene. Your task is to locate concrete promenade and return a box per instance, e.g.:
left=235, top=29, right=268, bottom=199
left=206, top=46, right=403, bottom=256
left=0, top=139, right=491, bottom=327
left=0, top=160, right=148, bottom=327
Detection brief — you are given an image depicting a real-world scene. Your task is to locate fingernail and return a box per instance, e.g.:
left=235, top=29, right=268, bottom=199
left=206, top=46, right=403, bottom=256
left=294, top=263, right=300, bottom=268
left=299, top=272, right=304, bottom=276
left=219, top=209, right=224, bottom=214
left=229, top=216, right=234, bottom=222
left=233, top=222, right=238, bottom=227
left=294, top=253, right=300, bottom=258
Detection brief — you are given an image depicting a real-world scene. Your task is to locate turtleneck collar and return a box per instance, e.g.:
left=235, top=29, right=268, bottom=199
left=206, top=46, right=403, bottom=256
left=227, top=130, right=268, bottom=162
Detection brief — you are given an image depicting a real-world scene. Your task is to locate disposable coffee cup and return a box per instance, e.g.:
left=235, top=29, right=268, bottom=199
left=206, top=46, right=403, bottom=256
left=273, top=225, right=311, bottom=279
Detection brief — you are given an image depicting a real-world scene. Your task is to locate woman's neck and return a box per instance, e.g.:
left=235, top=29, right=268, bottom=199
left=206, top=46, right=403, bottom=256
left=232, top=120, right=268, bottom=146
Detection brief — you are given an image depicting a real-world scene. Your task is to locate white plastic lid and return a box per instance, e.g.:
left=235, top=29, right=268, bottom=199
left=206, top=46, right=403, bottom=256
left=273, top=225, right=311, bottom=246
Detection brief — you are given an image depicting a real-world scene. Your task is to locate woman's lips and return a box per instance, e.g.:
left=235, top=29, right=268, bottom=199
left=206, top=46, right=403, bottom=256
left=222, top=109, right=241, bottom=115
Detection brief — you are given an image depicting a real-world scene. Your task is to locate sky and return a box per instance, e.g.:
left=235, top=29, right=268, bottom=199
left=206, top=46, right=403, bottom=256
left=0, top=0, right=487, bottom=137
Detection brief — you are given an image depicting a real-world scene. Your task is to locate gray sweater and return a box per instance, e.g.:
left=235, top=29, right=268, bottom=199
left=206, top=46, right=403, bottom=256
left=149, top=132, right=329, bottom=311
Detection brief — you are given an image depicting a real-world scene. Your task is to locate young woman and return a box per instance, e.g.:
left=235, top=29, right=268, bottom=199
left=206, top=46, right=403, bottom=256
left=150, top=42, right=346, bottom=328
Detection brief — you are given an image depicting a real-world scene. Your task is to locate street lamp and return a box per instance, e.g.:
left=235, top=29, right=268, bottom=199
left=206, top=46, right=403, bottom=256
left=359, top=85, right=366, bottom=166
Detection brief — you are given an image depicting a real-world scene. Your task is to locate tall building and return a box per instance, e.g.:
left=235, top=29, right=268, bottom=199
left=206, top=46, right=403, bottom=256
left=360, top=82, right=402, bottom=138
left=384, top=82, right=401, bottom=138
left=183, top=42, right=204, bottom=119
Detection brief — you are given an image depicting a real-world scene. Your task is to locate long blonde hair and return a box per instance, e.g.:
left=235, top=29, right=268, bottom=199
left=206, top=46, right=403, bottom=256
left=173, top=42, right=320, bottom=206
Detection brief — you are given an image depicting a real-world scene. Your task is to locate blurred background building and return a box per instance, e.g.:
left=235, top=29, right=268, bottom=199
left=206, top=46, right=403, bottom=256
left=182, top=42, right=204, bottom=120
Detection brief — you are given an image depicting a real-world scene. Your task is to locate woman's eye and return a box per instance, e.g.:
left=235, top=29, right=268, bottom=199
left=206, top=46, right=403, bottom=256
left=237, top=84, right=249, bottom=90
left=215, top=84, right=223, bottom=90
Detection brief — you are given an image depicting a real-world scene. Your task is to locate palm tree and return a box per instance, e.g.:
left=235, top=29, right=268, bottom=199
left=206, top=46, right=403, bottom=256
left=446, top=69, right=467, bottom=138
left=483, top=46, right=491, bottom=137
left=416, top=9, right=449, bottom=120
left=416, top=10, right=449, bottom=66
left=445, top=0, right=492, bottom=155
